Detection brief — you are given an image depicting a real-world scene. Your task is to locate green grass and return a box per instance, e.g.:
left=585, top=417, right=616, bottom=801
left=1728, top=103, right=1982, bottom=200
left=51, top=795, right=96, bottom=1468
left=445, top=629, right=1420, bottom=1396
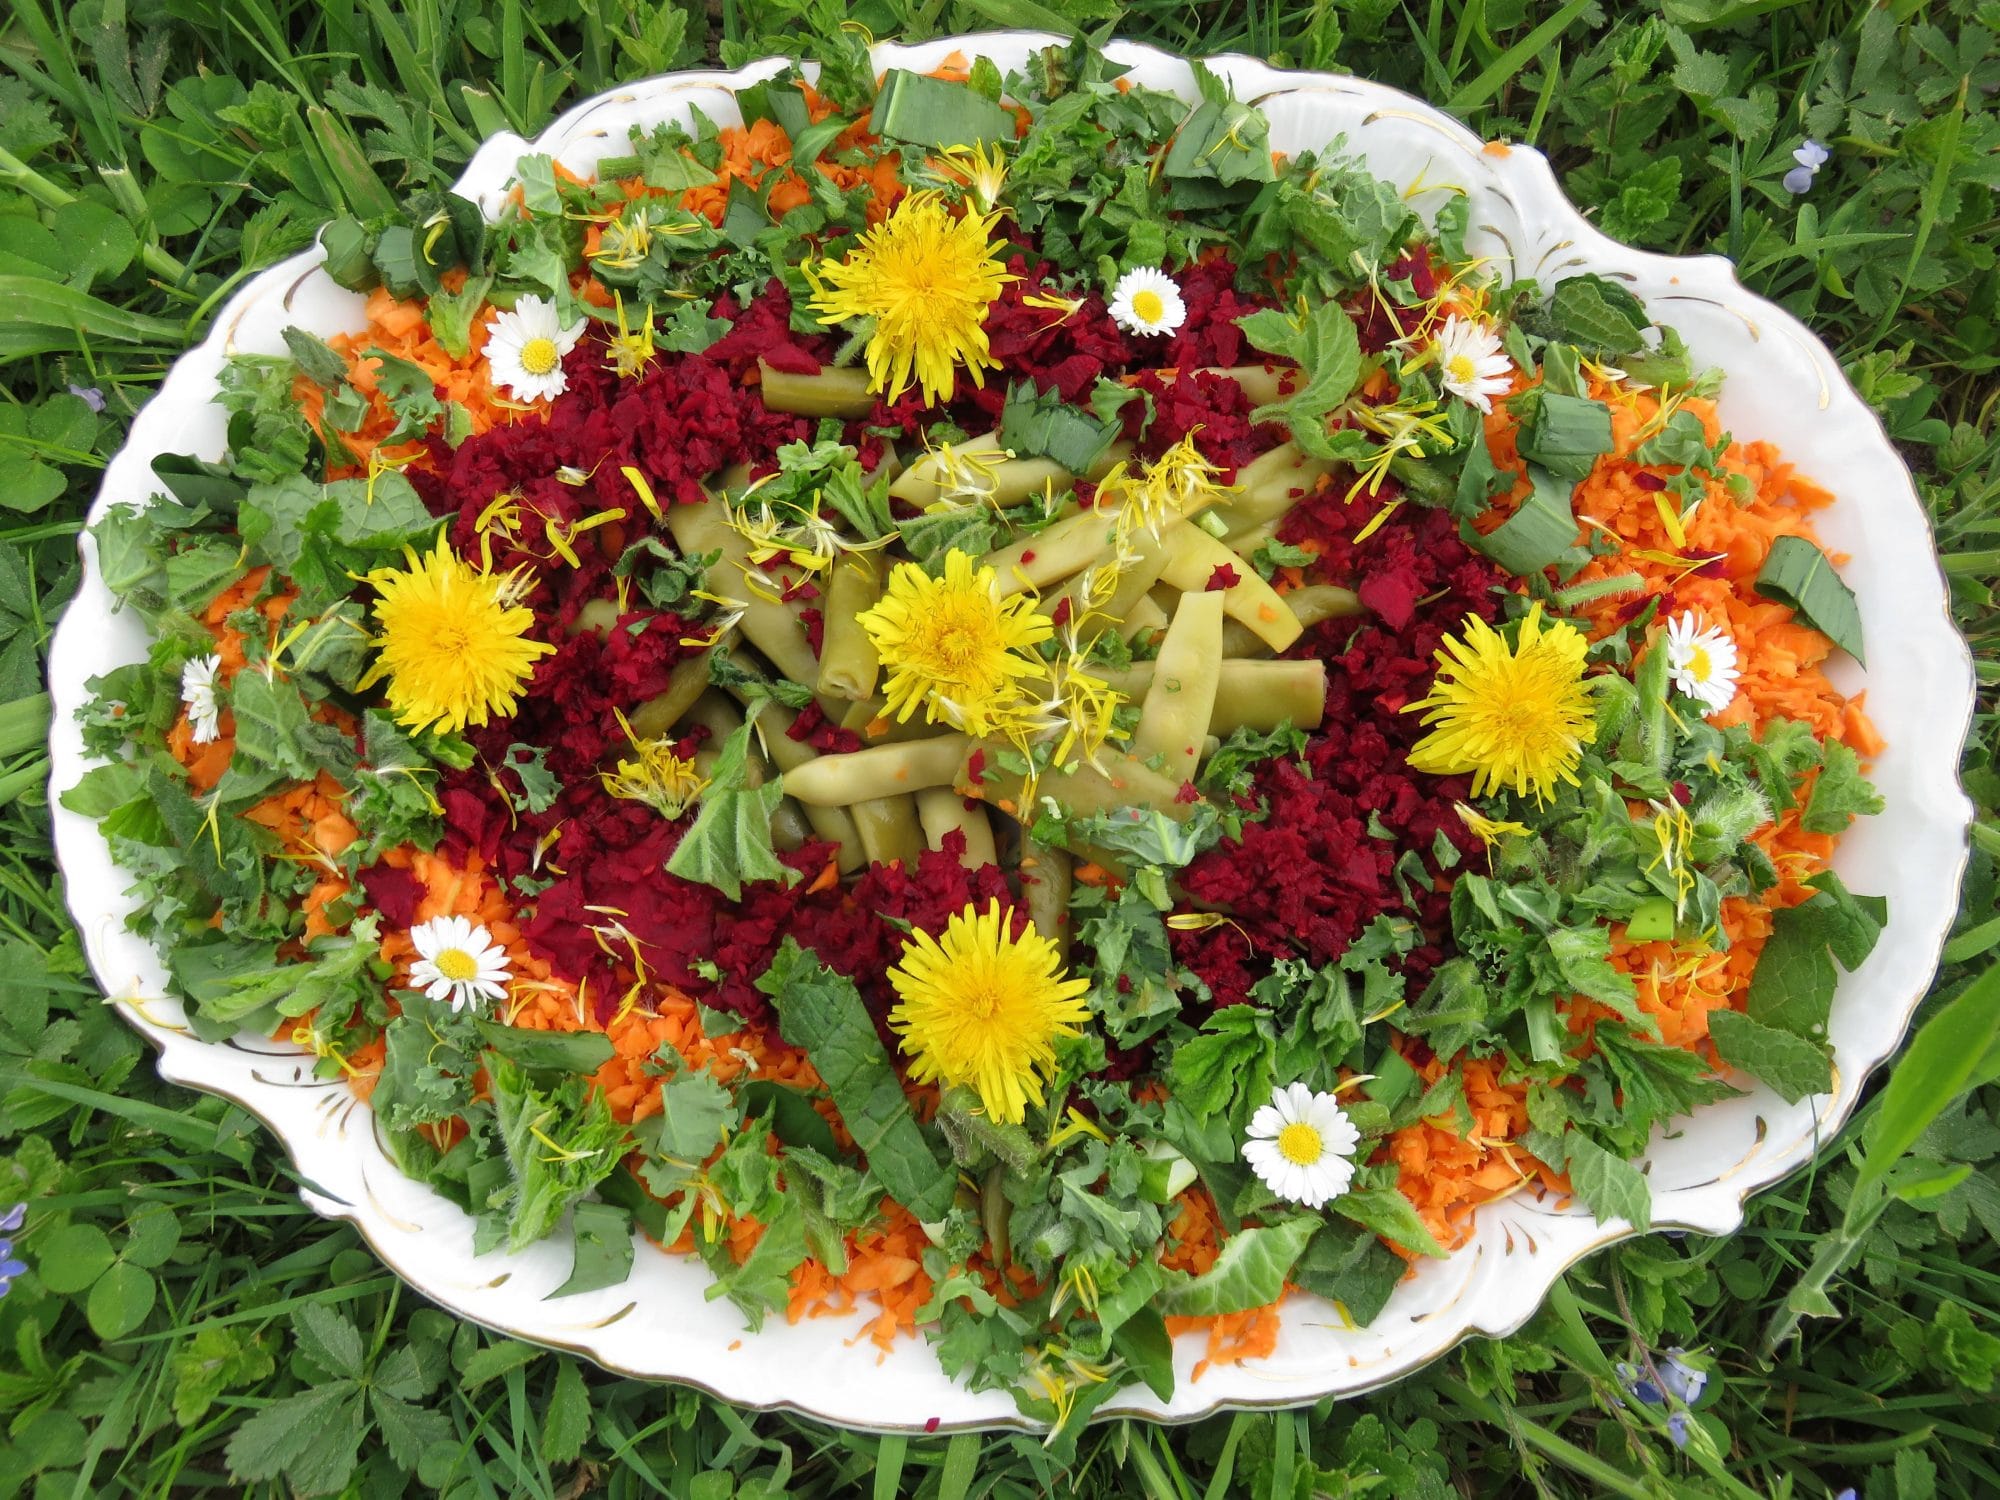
left=2, top=0, right=1997, bottom=1494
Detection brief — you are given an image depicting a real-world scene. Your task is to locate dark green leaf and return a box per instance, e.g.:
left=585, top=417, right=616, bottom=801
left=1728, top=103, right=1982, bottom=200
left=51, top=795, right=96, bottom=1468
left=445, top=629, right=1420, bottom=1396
left=1755, top=535, right=1865, bottom=664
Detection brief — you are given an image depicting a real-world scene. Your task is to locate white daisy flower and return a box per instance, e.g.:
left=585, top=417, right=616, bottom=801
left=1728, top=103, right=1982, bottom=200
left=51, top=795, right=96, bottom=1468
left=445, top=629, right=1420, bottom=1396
left=485, top=294, right=586, bottom=403
left=407, top=915, right=512, bottom=1013
left=1242, top=1082, right=1362, bottom=1209
left=180, top=653, right=223, bottom=744
left=1664, top=611, right=1741, bottom=716
left=1433, top=314, right=1513, bottom=412
left=1107, top=267, right=1187, bottom=338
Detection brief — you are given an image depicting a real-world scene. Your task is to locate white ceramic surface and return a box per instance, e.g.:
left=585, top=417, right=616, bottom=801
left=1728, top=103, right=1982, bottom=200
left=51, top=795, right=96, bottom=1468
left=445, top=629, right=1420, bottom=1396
left=46, top=35, right=1976, bottom=1431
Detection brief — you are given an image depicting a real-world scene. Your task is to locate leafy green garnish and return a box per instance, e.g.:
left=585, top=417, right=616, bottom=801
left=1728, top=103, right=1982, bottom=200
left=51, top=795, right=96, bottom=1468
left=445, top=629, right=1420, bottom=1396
left=663, top=715, right=796, bottom=900
left=757, top=940, right=956, bottom=1222
left=1755, top=534, right=1866, bottom=664
left=1235, top=302, right=1362, bottom=459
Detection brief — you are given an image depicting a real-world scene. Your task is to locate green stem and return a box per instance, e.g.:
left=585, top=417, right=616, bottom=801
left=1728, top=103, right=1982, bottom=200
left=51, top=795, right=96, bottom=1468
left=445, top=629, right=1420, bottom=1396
left=0, top=694, right=52, bottom=759
left=0, top=759, right=49, bottom=809
left=0, top=144, right=191, bottom=286
left=1758, top=1186, right=1888, bottom=1363
left=1434, top=1376, right=1656, bottom=1500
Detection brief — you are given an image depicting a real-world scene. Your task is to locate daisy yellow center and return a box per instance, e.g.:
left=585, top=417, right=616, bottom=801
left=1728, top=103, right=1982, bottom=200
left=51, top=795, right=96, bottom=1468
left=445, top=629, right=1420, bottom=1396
left=888, top=899, right=1093, bottom=1125
left=1277, top=1122, right=1324, bottom=1166
left=804, top=191, right=1016, bottom=405
left=858, top=550, right=1052, bottom=733
left=519, top=336, right=561, bottom=376
left=1405, top=603, right=1598, bottom=804
left=434, top=948, right=479, bottom=982
left=1447, top=352, right=1479, bottom=383
left=1687, top=644, right=1713, bottom=682
left=1131, top=289, right=1165, bottom=325
left=358, top=536, right=556, bottom=736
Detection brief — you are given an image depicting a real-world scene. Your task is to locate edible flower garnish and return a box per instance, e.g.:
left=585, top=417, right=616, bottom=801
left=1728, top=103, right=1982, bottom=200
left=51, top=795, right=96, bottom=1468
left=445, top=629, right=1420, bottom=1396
left=1433, top=314, right=1513, bottom=412
left=1405, top=603, right=1597, bottom=804
left=359, top=535, right=554, bottom=735
left=1107, top=266, right=1187, bottom=338
left=1454, top=801, right=1531, bottom=848
left=1242, top=1083, right=1361, bottom=1208
left=858, top=549, right=1052, bottom=735
left=804, top=191, right=1015, bottom=405
left=1664, top=610, right=1740, bottom=715
left=886, top=899, right=1091, bottom=1125
left=936, top=141, right=1010, bottom=215
left=407, top=915, right=512, bottom=1012
left=180, top=652, right=223, bottom=744
left=604, top=294, right=657, bottom=380
left=485, top=293, right=586, bottom=403
left=600, top=710, right=708, bottom=819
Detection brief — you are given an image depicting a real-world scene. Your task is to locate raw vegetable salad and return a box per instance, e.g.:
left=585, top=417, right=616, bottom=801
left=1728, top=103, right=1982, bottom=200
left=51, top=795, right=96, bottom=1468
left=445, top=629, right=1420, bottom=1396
left=68, top=36, right=1886, bottom=1426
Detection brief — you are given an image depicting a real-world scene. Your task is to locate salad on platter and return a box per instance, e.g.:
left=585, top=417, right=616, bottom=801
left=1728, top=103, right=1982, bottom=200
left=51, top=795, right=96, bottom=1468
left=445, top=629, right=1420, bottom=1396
left=67, top=36, right=1887, bottom=1426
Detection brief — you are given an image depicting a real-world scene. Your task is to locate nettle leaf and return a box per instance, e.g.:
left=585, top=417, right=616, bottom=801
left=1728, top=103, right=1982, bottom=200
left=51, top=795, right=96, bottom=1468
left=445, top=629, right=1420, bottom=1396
left=1745, top=874, right=1886, bottom=1040
left=635, top=1066, right=733, bottom=1164
left=664, top=716, right=796, bottom=900
left=1801, top=739, right=1884, bottom=833
left=1563, top=1132, right=1653, bottom=1230
left=1236, top=302, right=1362, bottom=458
left=1334, top=1184, right=1448, bottom=1259
left=757, top=939, right=956, bottom=1222
left=364, top=348, right=445, bottom=444
left=1755, top=535, right=1865, bottom=664
left=1156, top=1215, right=1317, bottom=1316
left=997, top=382, right=1120, bottom=475
left=1708, top=1009, right=1833, bottom=1104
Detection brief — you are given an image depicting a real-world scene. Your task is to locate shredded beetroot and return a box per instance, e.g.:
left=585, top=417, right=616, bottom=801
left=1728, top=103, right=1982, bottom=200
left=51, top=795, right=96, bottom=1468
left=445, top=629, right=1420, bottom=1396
left=1175, top=495, right=1499, bottom=1006
left=358, top=863, right=426, bottom=929
left=1206, top=563, right=1241, bottom=591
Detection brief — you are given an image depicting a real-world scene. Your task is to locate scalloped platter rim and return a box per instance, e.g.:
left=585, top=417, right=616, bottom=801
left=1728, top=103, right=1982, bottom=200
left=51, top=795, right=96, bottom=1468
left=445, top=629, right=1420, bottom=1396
left=46, top=32, right=1976, bottom=1431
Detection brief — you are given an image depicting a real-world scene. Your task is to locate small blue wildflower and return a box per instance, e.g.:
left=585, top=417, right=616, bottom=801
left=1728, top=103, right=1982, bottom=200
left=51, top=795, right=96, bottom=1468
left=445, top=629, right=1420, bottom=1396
left=67, top=384, right=106, bottom=413
left=1784, top=140, right=1830, bottom=196
left=1667, top=1411, right=1690, bottom=1449
left=1833, top=1491, right=1857, bottom=1500
left=1654, top=1348, right=1708, bottom=1405
left=0, top=1203, right=25, bottom=1298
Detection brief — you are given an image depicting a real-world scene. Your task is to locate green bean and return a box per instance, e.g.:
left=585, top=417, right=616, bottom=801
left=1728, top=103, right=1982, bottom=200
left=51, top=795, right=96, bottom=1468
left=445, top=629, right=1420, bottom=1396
left=1018, top=836, right=1073, bottom=960
left=816, top=553, right=883, bottom=702
left=782, top=735, right=971, bottom=807
left=916, top=786, right=998, bottom=868
left=756, top=358, right=876, bottom=418
left=1095, top=659, right=1328, bottom=734
left=629, top=651, right=713, bottom=739
left=1218, top=442, right=1335, bottom=536
left=849, top=793, right=924, bottom=869
left=955, top=740, right=1195, bottom=823
left=1132, top=591, right=1226, bottom=785
left=1158, top=531, right=1302, bottom=651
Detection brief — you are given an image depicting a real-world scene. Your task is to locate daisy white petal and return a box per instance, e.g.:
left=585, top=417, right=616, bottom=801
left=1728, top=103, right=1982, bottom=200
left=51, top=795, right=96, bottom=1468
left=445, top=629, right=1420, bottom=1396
left=485, top=293, right=587, bottom=404
left=179, top=653, right=223, bottom=744
left=1107, top=267, right=1187, bottom=338
left=1663, top=611, right=1740, bottom=716
left=406, top=915, right=513, bottom=1014
left=1434, top=314, right=1514, bottom=413
left=1239, top=1082, right=1362, bottom=1208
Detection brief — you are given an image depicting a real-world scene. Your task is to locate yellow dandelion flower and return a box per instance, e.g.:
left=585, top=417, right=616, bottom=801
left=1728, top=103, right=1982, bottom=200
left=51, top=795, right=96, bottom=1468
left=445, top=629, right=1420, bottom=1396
left=359, top=535, right=554, bottom=735
left=1453, top=802, right=1532, bottom=847
left=887, top=899, right=1092, bottom=1125
left=936, top=140, right=1010, bottom=214
left=803, top=191, right=1016, bottom=406
left=600, top=709, right=708, bottom=819
left=858, top=549, right=1052, bottom=734
left=1405, top=604, right=1597, bottom=804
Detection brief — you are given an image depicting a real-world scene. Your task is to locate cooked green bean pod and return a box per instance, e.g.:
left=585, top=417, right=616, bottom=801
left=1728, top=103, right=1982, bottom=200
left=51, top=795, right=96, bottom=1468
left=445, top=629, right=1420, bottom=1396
left=816, top=554, right=883, bottom=702
left=955, top=741, right=1195, bottom=822
left=1217, top=442, right=1335, bottom=536
left=1158, top=531, right=1303, bottom=651
left=916, top=786, right=998, bottom=868
left=849, top=793, right=923, bottom=869
left=629, top=650, right=713, bottom=739
left=663, top=498, right=820, bottom=686
left=1096, top=659, right=1328, bottom=734
left=782, top=735, right=972, bottom=807
left=1132, top=591, right=1226, bottom=785
left=756, top=358, right=877, bottom=418
left=1019, top=836, right=1072, bottom=958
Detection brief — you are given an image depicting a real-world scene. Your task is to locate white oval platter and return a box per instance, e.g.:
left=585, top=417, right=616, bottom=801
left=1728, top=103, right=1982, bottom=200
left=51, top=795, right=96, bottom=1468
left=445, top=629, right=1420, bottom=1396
left=46, top=32, right=1975, bottom=1432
